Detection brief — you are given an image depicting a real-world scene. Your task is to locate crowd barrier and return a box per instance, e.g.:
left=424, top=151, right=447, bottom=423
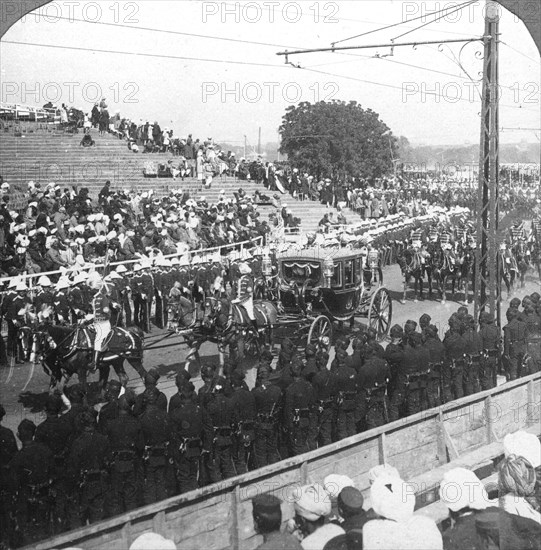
left=0, top=236, right=265, bottom=289
left=22, top=372, right=541, bottom=550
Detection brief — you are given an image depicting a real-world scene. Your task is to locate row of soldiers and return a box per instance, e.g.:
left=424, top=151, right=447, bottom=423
left=1, top=297, right=540, bottom=545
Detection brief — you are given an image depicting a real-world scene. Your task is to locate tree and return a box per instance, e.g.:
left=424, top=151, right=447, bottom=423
left=279, top=100, right=398, bottom=181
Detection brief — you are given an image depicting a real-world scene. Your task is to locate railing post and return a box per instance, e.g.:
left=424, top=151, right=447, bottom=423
left=437, top=411, right=448, bottom=464
left=378, top=432, right=388, bottom=464
left=485, top=395, right=495, bottom=443
left=300, top=461, right=308, bottom=485
left=230, top=485, right=240, bottom=550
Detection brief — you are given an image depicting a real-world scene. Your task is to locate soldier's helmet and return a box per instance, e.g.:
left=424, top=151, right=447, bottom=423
left=506, top=308, right=518, bottom=321
left=509, top=298, right=521, bottom=309
left=201, top=366, right=215, bottom=382
left=463, top=314, right=475, bottom=328
left=45, top=394, right=63, bottom=415
left=479, top=311, right=494, bottom=324
left=419, top=313, right=431, bottom=328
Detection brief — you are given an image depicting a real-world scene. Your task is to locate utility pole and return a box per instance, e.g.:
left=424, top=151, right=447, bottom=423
left=243, top=135, right=247, bottom=159
left=258, top=127, right=262, bottom=155
left=474, top=2, right=500, bottom=326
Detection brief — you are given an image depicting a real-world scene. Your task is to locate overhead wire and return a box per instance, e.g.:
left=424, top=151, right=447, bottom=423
left=334, top=0, right=477, bottom=45
left=391, top=0, right=478, bottom=42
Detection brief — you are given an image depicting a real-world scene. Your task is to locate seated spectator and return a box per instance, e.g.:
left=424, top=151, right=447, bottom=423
left=336, top=486, right=366, bottom=532
left=439, top=467, right=495, bottom=550
left=290, top=483, right=345, bottom=550
left=252, top=493, right=302, bottom=550
left=80, top=133, right=95, bottom=148
left=499, top=454, right=541, bottom=524
left=363, top=476, right=442, bottom=550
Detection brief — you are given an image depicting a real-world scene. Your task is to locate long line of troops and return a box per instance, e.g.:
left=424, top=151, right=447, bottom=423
left=1, top=287, right=540, bottom=546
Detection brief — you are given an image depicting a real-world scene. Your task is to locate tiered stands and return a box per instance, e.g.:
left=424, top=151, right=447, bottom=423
left=0, top=128, right=364, bottom=234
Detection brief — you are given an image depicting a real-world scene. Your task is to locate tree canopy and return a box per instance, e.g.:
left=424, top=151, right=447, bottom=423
left=279, top=100, right=398, bottom=181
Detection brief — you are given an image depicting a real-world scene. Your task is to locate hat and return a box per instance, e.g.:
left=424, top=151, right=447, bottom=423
left=116, top=265, right=128, bottom=274
left=129, top=533, right=176, bottom=550
left=503, top=431, right=541, bottom=468
left=16, top=281, right=27, bottom=291
left=337, top=486, right=364, bottom=515
left=324, top=475, right=355, bottom=499
left=370, top=477, right=415, bottom=522
left=294, top=483, right=332, bottom=521
left=252, top=493, right=281, bottom=517
left=439, top=468, right=489, bottom=512
left=56, top=277, right=70, bottom=290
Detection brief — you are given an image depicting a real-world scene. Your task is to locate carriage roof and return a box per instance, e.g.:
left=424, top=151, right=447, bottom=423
left=277, top=246, right=361, bottom=264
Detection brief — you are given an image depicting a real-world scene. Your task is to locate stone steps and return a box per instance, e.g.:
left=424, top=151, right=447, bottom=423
left=0, top=130, right=364, bottom=234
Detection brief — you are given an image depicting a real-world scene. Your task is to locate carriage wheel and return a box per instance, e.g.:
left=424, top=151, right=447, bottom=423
left=368, top=287, right=392, bottom=341
left=307, top=315, right=333, bottom=348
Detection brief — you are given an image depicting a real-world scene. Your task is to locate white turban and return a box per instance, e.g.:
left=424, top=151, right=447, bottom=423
left=370, top=477, right=415, bottom=523
left=368, top=464, right=400, bottom=485
left=439, top=468, right=489, bottom=512
left=294, top=483, right=332, bottom=521
left=503, top=431, right=541, bottom=469
left=323, top=475, right=354, bottom=499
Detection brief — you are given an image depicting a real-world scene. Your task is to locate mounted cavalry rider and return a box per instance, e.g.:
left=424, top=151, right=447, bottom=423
left=88, top=273, right=113, bottom=372
left=509, top=220, right=526, bottom=245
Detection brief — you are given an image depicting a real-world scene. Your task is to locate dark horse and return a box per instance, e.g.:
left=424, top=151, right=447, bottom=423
left=511, top=240, right=530, bottom=288
left=432, top=246, right=460, bottom=303
left=397, top=246, right=425, bottom=303
left=31, top=323, right=146, bottom=392
left=203, top=296, right=279, bottom=358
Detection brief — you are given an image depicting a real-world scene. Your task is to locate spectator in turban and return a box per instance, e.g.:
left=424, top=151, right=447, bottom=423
left=499, top=454, right=541, bottom=524
left=290, top=483, right=345, bottom=550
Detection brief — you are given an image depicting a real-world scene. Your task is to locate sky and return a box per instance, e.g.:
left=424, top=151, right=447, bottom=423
left=1, top=0, right=540, bottom=148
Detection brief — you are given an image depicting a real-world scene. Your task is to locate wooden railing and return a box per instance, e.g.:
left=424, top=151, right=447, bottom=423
left=24, top=372, right=541, bottom=550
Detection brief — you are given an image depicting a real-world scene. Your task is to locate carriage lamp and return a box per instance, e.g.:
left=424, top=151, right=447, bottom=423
left=323, top=257, right=334, bottom=285
left=262, top=255, right=273, bottom=277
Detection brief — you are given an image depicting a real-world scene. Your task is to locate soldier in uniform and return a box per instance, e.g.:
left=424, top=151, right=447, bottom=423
left=205, top=376, right=236, bottom=481
left=169, top=382, right=209, bottom=493
left=141, top=265, right=155, bottom=331
left=462, top=314, right=483, bottom=395
left=116, top=265, right=132, bottom=327
left=62, top=384, right=87, bottom=432
left=386, top=325, right=405, bottom=421
left=130, top=265, right=146, bottom=332
left=229, top=371, right=257, bottom=473
left=333, top=354, right=358, bottom=440
left=357, top=343, right=391, bottom=429
left=8, top=419, right=54, bottom=546
left=53, top=277, right=71, bottom=324
left=443, top=316, right=467, bottom=401
left=403, top=332, right=430, bottom=415
left=68, top=273, right=92, bottom=322
left=252, top=365, right=282, bottom=467
left=97, top=380, right=122, bottom=434
left=133, top=368, right=168, bottom=416
left=4, top=281, right=30, bottom=364
left=34, top=276, right=55, bottom=316
left=139, top=387, right=171, bottom=504
left=308, top=351, right=336, bottom=450
left=503, top=308, right=527, bottom=380
left=153, top=262, right=165, bottom=330
left=423, top=325, right=446, bottom=408
left=65, top=409, right=110, bottom=528
left=283, top=361, right=315, bottom=455
left=0, top=404, right=17, bottom=547
left=105, top=395, right=144, bottom=515
left=479, top=312, right=500, bottom=389
left=35, top=394, right=73, bottom=531
left=90, top=281, right=113, bottom=372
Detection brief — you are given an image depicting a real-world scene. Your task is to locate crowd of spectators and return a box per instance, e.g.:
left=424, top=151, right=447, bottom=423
left=0, top=179, right=273, bottom=279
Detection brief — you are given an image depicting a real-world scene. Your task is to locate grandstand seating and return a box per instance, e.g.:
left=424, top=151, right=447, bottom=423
left=0, top=127, right=364, bottom=234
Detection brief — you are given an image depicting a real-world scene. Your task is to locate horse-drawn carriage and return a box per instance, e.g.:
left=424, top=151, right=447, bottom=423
left=166, top=246, right=392, bottom=365
left=268, top=247, right=393, bottom=347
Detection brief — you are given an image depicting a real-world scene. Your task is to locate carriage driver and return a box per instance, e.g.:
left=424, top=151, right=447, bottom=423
left=89, top=278, right=113, bottom=372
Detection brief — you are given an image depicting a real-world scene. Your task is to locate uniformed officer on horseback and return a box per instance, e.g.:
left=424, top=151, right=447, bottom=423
left=89, top=279, right=112, bottom=372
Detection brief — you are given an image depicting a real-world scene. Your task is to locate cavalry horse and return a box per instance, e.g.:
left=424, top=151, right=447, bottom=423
left=397, top=245, right=426, bottom=303
left=511, top=240, right=530, bottom=288
left=202, top=295, right=279, bottom=358
left=456, top=243, right=476, bottom=304
left=31, top=318, right=146, bottom=393
left=432, top=245, right=460, bottom=303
